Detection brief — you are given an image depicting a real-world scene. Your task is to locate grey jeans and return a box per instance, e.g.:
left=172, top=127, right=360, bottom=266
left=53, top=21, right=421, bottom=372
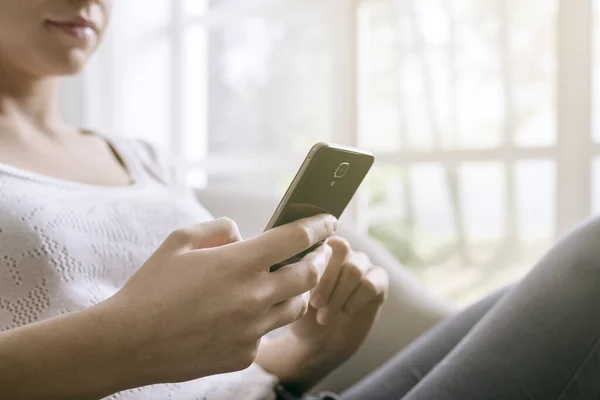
left=299, top=216, right=600, bottom=400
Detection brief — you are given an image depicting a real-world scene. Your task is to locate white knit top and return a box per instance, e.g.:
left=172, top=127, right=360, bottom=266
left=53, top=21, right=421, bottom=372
left=0, top=133, right=278, bottom=399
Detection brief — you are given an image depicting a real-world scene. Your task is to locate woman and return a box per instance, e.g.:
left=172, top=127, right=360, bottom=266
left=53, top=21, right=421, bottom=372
left=0, top=1, right=599, bottom=400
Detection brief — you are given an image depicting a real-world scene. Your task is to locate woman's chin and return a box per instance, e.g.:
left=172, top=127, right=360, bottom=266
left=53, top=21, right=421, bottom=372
left=45, top=51, right=89, bottom=76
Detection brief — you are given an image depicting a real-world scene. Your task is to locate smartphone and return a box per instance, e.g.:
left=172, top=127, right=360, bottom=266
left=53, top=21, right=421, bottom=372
left=265, top=142, right=375, bottom=271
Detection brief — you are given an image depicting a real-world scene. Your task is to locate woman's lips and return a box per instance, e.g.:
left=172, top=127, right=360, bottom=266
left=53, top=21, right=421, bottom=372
left=45, top=20, right=97, bottom=41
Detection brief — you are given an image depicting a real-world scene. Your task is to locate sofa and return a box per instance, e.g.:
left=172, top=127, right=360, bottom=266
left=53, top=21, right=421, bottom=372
left=195, top=188, right=456, bottom=394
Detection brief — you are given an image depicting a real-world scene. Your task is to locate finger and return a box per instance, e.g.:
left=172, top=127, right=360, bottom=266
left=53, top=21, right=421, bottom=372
left=267, top=244, right=333, bottom=304
left=343, top=267, right=389, bottom=314
left=232, top=214, right=338, bottom=270
left=164, top=217, right=242, bottom=251
left=310, top=237, right=351, bottom=309
left=263, top=292, right=310, bottom=333
left=317, top=252, right=371, bottom=325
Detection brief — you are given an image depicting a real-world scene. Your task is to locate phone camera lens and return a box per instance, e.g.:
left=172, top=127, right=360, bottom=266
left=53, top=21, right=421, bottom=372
left=334, top=162, right=350, bottom=178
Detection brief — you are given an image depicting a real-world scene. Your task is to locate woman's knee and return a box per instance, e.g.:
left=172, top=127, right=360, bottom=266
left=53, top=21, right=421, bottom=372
left=548, top=215, right=600, bottom=276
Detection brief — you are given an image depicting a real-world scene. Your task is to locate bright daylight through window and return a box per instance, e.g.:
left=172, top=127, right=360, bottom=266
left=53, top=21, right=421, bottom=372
left=73, top=0, right=600, bottom=306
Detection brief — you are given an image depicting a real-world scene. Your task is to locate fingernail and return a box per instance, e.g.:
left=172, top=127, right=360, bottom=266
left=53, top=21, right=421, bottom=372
left=321, top=243, right=332, bottom=256
left=311, top=293, right=326, bottom=308
left=316, top=308, right=330, bottom=325
left=330, top=216, right=339, bottom=231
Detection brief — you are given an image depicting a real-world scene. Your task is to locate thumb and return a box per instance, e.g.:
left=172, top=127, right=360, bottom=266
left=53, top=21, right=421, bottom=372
left=165, top=217, right=243, bottom=251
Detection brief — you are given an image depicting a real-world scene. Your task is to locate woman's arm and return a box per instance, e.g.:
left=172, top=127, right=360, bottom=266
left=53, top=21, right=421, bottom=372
left=0, top=215, right=338, bottom=399
left=0, top=301, right=138, bottom=400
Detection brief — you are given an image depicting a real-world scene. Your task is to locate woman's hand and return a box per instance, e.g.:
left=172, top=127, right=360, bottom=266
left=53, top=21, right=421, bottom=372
left=0, top=215, right=337, bottom=400
left=256, top=237, right=389, bottom=393
left=102, top=215, right=337, bottom=389
left=292, top=236, right=389, bottom=352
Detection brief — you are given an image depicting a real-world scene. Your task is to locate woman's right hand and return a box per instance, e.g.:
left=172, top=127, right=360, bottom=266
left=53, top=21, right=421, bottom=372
left=102, top=214, right=337, bottom=386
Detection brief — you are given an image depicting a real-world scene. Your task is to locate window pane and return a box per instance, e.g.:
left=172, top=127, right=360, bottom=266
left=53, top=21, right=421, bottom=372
left=206, top=5, right=332, bottom=155
left=358, top=0, right=557, bottom=152
left=592, top=158, right=600, bottom=213
left=367, top=166, right=413, bottom=262
left=111, top=0, right=172, bottom=147
left=184, top=0, right=209, bottom=17
left=367, top=163, right=507, bottom=271
left=367, top=160, right=557, bottom=305
left=209, top=0, right=287, bottom=8
left=115, top=37, right=172, bottom=148
left=409, top=164, right=458, bottom=260
left=458, top=162, right=506, bottom=256
left=357, top=5, right=406, bottom=152
left=510, top=0, right=557, bottom=147
left=368, top=166, right=407, bottom=224
left=594, top=0, right=600, bottom=143
left=185, top=0, right=293, bottom=18
left=114, top=0, right=171, bottom=31
left=183, top=25, right=209, bottom=162
left=515, top=160, right=555, bottom=244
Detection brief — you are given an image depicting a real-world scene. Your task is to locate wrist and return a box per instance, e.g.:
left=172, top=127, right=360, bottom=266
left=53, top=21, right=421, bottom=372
left=94, top=294, right=174, bottom=390
left=88, top=298, right=150, bottom=392
left=257, top=334, right=339, bottom=395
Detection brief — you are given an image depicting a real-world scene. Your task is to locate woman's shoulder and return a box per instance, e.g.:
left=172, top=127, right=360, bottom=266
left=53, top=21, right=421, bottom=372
left=98, top=132, right=185, bottom=188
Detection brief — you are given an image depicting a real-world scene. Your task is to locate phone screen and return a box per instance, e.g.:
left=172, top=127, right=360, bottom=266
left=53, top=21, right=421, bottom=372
left=266, top=143, right=374, bottom=271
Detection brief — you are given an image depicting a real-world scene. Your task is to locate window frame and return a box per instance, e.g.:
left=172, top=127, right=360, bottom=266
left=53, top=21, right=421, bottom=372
left=71, top=0, right=595, bottom=242
left=180, top=0, right=595, bottom=238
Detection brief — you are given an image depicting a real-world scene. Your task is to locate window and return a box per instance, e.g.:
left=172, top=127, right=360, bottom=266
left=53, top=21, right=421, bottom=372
left=359, top=0, right=560, bottom=304
left=72, top=0, right=596, bottom=305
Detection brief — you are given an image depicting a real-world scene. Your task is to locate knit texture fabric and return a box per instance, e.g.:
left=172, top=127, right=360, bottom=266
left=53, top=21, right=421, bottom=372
left=0, top=133, right=277, bottom=399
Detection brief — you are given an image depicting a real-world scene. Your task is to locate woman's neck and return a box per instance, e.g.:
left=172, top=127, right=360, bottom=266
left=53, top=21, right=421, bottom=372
left=0, top=63, right=69, bottom=140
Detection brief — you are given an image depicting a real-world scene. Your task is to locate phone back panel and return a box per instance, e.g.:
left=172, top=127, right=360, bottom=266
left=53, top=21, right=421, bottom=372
left=265, top=143, right=374, bottom=270
left=268, top=144, right=374, bottom=229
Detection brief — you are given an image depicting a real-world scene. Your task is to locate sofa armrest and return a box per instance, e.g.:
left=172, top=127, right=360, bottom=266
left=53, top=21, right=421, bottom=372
left=195, top=188, right=456, bottom=393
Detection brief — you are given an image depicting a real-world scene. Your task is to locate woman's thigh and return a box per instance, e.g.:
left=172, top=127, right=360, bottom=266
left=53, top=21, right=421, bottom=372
left=400, top=217, right=600, bottom=399
left=343, top=215, right=600, bottom=400
left=340, top=288, right=507, bottom=400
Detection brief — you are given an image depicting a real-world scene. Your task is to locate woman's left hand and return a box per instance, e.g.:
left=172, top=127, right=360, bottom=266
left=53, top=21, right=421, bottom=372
left=288, top=236, right=389, bottom=364
left=256, top=237, right=389, bottom=393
